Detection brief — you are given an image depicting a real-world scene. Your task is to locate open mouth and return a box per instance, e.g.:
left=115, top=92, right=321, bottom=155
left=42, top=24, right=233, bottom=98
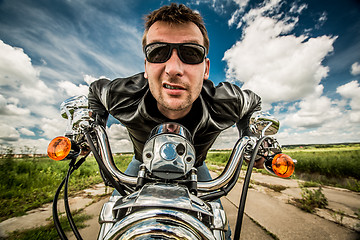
left=163, top=84, right=185, bottom=90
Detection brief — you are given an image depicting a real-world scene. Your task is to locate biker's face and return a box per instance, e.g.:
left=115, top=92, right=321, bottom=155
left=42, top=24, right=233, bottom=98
left=144, top=21, right=210, bottom=120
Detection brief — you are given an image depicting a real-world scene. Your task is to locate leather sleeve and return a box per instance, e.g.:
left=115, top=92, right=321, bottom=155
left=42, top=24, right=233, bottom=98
left=235, top=88, right=262, bottom=137
left=88, top=78, right=111, bottom=127
left=202, top=80, right=261, bottom=128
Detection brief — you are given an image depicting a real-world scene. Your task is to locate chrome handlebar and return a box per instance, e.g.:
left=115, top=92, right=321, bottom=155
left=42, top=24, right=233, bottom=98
left=94, top=125, right=138, bottom=187
left=197, top=136, right=254, bottom=192
left=60, top=95, right=278, bottom=194
left=92, top=125, right=255, bottom=192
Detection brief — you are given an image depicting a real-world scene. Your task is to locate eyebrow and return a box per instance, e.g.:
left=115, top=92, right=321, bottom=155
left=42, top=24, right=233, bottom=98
left=147, top=39, right=202, bottom=45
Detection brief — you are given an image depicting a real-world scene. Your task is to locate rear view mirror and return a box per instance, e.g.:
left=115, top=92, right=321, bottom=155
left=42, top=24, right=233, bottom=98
left=60, top=95, right=92, bottom=136
left=61, top=95, right=88, bottom=120
left=249, top=111, right=279, bottom=137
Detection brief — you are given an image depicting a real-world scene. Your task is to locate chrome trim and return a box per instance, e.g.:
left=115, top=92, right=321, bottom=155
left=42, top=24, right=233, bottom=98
left=99, top=200, right=116, bottom=224
left=103, top=209, right=216, bottom=240
left=142, top=134, right=195, bottom=179
left=250, top=111, right=280, bottom=137
left=209, top=202, right=227, bottom=230
left=209, top=202, right=227, bottom=239
left=94, top=125, right=138, bottom=186
left=60, top=95, right=91, bottom=135
left=197, top=136, right=254, bottom=192
left=98, top=223, right=113, bottom=240
left=97, top=195, right=121, bottom=240
left=113, top=183, right=212, bottom=216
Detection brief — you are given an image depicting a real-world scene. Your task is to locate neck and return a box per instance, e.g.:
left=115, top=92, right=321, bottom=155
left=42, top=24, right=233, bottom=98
left=157, top=103, right=192, bottom=120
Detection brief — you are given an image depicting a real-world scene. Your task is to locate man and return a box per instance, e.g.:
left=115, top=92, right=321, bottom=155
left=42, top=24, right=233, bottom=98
left=88, top=3, right=262, bottom=238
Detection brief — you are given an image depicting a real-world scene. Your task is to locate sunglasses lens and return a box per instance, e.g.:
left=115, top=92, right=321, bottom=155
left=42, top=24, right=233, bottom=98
left=146, top=43, right=170, bottom=63
left=179, top=44, right=205, bottom=64
left=145, top=43, right=206, bottom=64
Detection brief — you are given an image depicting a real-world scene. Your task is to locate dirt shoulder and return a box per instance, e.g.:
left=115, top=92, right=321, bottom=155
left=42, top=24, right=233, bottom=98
left=1, top=173, right=359, bottom=239
left=221, top=171, right=360, bottom=239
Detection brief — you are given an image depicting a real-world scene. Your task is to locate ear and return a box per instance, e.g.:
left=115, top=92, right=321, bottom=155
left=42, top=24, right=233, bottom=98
left=144, top=59, right=148, bottom=79
left=203, top=58, right=210, bottom=80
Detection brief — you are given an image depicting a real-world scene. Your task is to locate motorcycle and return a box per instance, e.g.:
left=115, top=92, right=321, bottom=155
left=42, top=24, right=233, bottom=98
left=47, top=95, right=295, bottom=240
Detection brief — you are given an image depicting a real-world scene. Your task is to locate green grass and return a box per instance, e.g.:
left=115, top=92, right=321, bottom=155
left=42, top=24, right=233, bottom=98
left=207, top=146, right=360, bottom=192
left=5, top=209, right=91, bottom=240
left=206, top=151, right=232, bottom=166
left=293, top=186, right=328, bottom=213
left=283, top=148, right=360, bottom=179
left=1, top=145, right=359, bottom=224
left=0, top=154, right=132, bottom=222
left=283, top=147, right=360, bottom=191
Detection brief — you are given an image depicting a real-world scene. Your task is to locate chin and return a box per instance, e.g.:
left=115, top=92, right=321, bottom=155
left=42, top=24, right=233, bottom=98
left=164, top=102, right=191, bottom=111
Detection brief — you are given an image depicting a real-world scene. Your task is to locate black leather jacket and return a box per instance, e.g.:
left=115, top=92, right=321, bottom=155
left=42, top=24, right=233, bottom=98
left=88, top=72, right=261, bottom=166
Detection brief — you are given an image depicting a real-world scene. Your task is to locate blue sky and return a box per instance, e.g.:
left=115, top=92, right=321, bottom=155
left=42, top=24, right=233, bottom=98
left=0, top=0, right=359, bottom=153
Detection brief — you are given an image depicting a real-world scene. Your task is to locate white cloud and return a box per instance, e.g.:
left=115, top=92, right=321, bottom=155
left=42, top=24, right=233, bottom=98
left=58, top=74, right=108, bottom=97
left=106, top=124, right=133, bottom=152
left=0, top=94, right=31, bottom=116
left=0, top=40, right=39, bottom=87
left=336, top=80, right=360, bottom=123
left=0, top=123, right=20, bottom=142
left=221, top=0, right=360, bottom=146
left=19, top=127, right=36, bottom=136
left=14, top=138, right=50, bottom=155
left=0, top=41, right=108, bottom=153
left=84, top=74, right=104, bottom=85
left=228, top=0, right=251, bottom=27
left=223, top=0, right=336, bottom=105
left=0, top=1, right=146, bottom=152
left=40, top=117, right=68, bottom=139
left=315, top=12, right=327, bottom=29
left=336, top=80, right=360, bottom=109
left=276, top=81, right=360, bottom=144
left=289, top=3, right=307, bottom=14
left=277, top=110, right=360, bottom=145
left=0, top=41, right=56, bottom=105
left=0, top=40, right=72, bottom=153
left=351, top=62, right=360, bottom=76
left=282, top=85, right=342, bottom=128
left=107, top=124, right=131, bottom=140
left=58, top=81, right=90, bottom=97
left=212, top=126, right=239, bottom=149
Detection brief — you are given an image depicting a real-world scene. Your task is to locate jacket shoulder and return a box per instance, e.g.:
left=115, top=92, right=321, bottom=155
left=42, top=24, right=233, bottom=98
left=202, top=79, right=243, bottom=101
left=201, top=79, right=261, bottom=119
left=90, top=72, right=147, bottom=95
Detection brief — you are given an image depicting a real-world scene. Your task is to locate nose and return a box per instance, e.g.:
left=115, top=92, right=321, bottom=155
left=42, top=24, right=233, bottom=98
left=165, top=49, right=184, bottom=77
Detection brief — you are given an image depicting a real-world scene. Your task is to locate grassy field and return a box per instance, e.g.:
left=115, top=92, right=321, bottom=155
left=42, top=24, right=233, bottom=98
left=0, top=154, right=132, bottom=222
left=0, top=144, right=359, bottom=223
left=207, top=144, right=360, bottom=192
left=283, top=146, right=360, bottom=191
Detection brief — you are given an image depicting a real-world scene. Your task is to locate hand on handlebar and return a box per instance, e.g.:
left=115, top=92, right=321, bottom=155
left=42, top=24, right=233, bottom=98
left=243, top=137, right=270, bottom=169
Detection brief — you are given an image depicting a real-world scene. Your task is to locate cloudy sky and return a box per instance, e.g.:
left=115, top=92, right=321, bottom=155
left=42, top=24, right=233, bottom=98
left=0, top=0, right=359, bottom=154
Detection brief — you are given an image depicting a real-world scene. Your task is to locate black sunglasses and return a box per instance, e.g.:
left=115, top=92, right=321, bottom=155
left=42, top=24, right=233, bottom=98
left=144, top=42, right=207, bottom=64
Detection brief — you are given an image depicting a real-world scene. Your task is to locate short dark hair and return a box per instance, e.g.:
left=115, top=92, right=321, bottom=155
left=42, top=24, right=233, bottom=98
left=142, top=3, right=209, bottom=54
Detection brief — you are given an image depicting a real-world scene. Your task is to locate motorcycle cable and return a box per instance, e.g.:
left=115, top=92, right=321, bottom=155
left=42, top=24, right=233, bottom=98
left=64, top=157, right=84, bottom=240
left=53, top=175, right=69, bottom=239
left=84, top=131, right=128, bottom=196
left=233, top=136, right=270, bottom=240
left=53, top=155, right=88, bottom=240
left=199, top=156, right=244, bottom=202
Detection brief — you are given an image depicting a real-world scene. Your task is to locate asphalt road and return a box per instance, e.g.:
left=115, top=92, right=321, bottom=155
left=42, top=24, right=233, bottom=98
left=1, top=172, right=359, bottom=239
left=74, top=172, right=360, bottom=239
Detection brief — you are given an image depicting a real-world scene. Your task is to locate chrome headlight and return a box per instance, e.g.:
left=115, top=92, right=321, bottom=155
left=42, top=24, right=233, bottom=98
left=142, top=123, right=195, bottom=179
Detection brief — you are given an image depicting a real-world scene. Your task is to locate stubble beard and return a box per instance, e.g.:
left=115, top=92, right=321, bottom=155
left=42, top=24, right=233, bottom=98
left=157, top=93, right=193, bottom=112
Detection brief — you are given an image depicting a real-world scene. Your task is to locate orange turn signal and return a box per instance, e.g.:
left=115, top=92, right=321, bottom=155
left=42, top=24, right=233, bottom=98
left=47, top=136, right=71, bottom=161
left=272, top=153, right=295, bottom=178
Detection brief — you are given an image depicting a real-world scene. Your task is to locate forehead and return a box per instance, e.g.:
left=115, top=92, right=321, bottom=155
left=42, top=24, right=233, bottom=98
left=146, top=21, right=204, bottom=45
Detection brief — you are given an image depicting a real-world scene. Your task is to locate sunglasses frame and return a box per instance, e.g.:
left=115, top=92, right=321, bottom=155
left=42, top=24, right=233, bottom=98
left=144, top=42, right=207, bottom=64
